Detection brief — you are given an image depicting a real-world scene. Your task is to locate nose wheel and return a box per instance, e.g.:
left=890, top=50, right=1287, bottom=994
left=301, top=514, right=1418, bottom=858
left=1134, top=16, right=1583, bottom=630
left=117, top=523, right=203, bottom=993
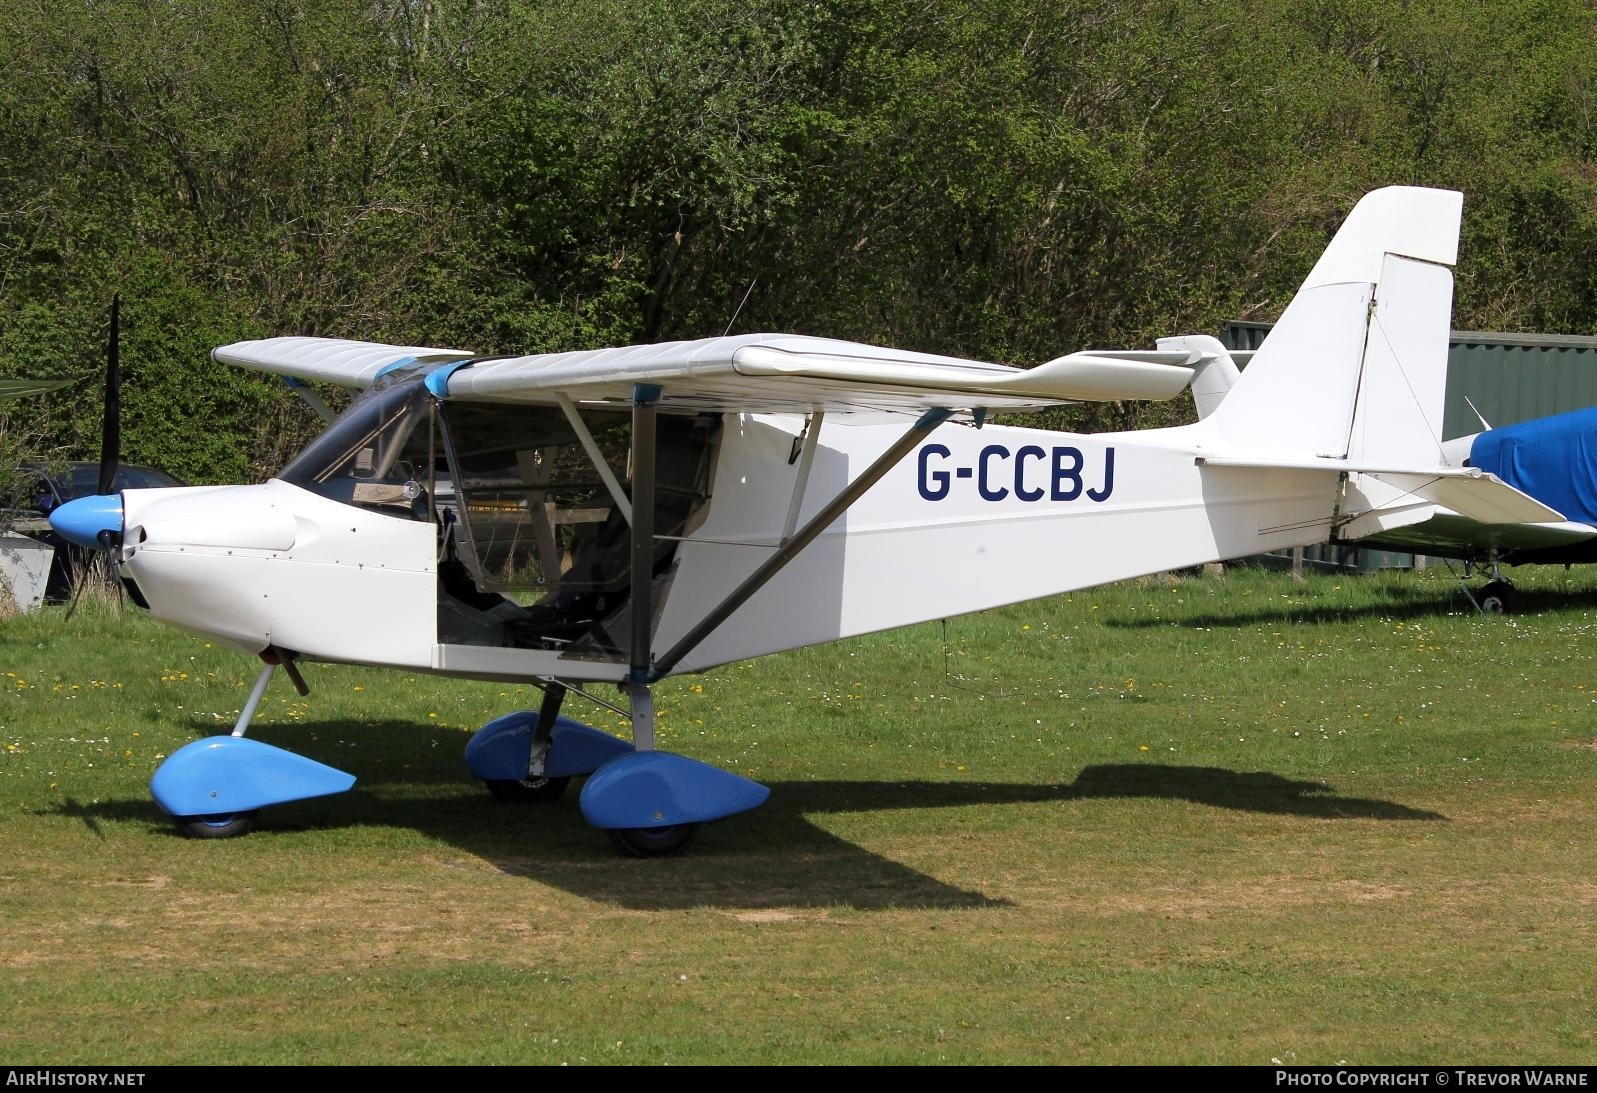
left=1478, top=579, right=1519, bottom=614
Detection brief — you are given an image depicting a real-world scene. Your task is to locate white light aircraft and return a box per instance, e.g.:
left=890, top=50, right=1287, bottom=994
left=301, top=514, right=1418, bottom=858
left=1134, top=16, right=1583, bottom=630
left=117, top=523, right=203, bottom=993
left=50, top=186, right=1556, bottom=855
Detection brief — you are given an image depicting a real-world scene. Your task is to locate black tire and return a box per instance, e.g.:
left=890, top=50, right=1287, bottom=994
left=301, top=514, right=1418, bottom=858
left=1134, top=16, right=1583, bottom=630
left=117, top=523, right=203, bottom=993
left=607, top=823, right=699, bottom=858
left=174, top=811, right=257, bottom=839
left=1479, top=580, right=1519, bottom=614
left=485, top=775, right=571, bottom=803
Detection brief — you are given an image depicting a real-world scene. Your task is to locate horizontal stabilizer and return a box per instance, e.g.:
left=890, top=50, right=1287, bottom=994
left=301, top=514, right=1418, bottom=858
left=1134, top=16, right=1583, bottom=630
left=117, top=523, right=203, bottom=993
left=1348, top=512, right=1597, bottom=554
left=1199, top=452, right=1566, bottom=526
left=1365, top=471, right=1565, bottom=526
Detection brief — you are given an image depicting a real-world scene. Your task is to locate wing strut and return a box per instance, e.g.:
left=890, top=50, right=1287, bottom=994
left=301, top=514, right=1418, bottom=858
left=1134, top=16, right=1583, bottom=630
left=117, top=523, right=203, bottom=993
left=282, top=376, right=338, bottom=423
left=650, top=406, right=954, bottom=680
left=625, top=384, right=662, bottom=749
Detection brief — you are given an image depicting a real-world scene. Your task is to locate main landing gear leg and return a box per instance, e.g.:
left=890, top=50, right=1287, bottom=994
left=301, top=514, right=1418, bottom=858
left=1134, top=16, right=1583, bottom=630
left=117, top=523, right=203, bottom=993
left=601, top=683, right=699, bottom=857
left=1478, top=567, right=1520, bottom=615
left=230, top=663, right=276, bottom=738
left=1461, top=555, right=1519, bottom=615
left=484, top=683, right=572, bottom=803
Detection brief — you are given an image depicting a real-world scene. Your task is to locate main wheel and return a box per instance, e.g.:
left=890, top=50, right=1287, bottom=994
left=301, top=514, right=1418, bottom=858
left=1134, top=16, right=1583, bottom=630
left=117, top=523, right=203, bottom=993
left=486, top=775, right=571, bottom=803
left=1479, top=580, right=1519, bottom=614
left=174, top=811, right=257, bottom=839
left=607, top=823, right=699, bottom=858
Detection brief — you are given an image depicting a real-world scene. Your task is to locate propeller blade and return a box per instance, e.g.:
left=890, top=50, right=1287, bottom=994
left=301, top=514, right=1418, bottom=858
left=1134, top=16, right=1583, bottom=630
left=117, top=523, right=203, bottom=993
left=97, top=294, right=121, bottom=496
left=62, top=565, right=88, bottom=624
left=61, top=554, right=123, bottom=625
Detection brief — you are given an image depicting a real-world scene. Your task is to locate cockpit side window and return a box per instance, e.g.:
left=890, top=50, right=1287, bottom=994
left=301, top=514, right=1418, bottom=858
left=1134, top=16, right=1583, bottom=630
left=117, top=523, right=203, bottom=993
left=279, top=381, right=437, bottom=521
left=435, top=401, right=719, bottom=656
left=438, top=403, right=626, bottom=596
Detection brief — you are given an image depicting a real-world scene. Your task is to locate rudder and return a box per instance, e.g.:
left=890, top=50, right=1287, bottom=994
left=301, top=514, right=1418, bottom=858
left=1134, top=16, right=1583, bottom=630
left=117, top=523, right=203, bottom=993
left=1206, top=187, right=1462, bottom=466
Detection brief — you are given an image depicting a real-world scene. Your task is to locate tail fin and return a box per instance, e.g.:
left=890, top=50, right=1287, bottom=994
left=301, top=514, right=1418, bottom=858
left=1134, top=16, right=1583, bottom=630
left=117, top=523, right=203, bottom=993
left=1206, top=187, right=1461, bottom=466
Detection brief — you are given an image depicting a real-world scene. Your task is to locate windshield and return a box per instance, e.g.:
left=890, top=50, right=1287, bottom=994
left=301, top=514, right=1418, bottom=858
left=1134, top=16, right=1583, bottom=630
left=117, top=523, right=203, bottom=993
left=279, top=379, right=437, bottom=520
left=434, top=401, right=720, bottom=657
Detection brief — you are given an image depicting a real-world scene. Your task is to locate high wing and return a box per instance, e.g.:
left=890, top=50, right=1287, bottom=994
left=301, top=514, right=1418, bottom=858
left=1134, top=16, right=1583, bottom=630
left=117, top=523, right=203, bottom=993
left=213, top=338, right=476, bottom=389
left=215, top=333, right=1199, bottom=413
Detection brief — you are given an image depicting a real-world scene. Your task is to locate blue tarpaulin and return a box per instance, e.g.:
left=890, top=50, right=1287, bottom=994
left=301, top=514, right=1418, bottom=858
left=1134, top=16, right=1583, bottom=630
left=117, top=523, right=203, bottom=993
left=1469, top=406, right=1597, bottom=525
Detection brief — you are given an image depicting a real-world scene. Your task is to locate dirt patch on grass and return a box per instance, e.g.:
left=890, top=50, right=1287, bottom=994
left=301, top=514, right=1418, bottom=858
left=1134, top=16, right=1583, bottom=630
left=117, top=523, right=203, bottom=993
left=1085, top=875, right=1411, bottom=920
left=91, top=874, right=171, bottom=890
left=730, top=909, right=802, bottom=923
left=1338, top=880, right=1410, bottom=902
left=1, top=868, right=592, bottom=973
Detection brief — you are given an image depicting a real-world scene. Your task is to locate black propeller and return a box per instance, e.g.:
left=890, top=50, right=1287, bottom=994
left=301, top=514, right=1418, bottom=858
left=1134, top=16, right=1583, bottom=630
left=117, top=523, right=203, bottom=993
left=97, top=293, right=121, bottom=496
left=64, top=296, right=123, bottom=623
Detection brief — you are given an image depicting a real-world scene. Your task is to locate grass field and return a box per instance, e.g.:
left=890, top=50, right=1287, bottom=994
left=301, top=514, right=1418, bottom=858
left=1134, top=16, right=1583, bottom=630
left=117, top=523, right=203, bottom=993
left=2, top=565, right=1594, bottom=1064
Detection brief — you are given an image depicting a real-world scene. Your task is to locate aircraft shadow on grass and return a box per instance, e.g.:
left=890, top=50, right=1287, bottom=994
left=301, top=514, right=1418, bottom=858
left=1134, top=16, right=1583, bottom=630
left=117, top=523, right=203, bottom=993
left=1105, top=581, right=1597, bottom=630
left=48, top=717, right=1444, bottom=912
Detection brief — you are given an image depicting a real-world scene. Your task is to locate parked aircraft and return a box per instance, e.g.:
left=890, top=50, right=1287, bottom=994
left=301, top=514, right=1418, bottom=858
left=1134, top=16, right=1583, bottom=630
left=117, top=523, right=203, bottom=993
left=50, top=186, right=1554, bottom=853
left=1163, top=334, right=1597, bottom=614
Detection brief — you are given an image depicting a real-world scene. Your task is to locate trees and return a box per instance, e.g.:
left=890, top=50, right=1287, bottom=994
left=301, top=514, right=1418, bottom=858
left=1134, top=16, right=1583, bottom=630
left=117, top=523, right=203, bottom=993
left=1, top=1, right=1593, bottom=479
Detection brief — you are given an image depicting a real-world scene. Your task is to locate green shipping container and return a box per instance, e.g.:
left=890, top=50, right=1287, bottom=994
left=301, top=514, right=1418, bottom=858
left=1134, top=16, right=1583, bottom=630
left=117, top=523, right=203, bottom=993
left=1222, top=321, right=1597, bottom=434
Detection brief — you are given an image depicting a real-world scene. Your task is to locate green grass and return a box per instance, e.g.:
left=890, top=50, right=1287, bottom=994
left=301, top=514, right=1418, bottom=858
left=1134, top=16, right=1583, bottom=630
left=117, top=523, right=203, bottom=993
left=2, top=565, right=1595, bottom=1064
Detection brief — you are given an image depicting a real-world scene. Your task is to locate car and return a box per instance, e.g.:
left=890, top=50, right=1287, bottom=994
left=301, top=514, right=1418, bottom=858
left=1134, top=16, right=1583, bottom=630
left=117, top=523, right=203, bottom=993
left=23, top=463, right=187, bottom=600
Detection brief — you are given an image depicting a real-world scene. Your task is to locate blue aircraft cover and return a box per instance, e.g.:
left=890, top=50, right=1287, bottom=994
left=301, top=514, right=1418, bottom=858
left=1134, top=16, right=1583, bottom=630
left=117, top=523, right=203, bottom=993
left=1469, top=405, right=1597, bottom=526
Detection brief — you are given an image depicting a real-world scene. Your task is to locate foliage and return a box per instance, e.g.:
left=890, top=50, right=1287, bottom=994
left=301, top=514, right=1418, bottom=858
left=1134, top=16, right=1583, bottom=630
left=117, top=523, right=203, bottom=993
left=2, top=1, right=1596, bottom=477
